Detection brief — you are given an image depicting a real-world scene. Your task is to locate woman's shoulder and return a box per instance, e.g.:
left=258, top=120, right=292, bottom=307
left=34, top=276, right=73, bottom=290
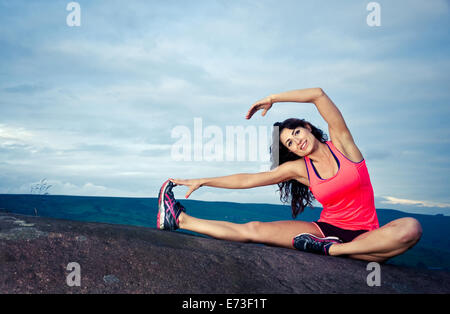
left=283, top=158, right=310, bottom=186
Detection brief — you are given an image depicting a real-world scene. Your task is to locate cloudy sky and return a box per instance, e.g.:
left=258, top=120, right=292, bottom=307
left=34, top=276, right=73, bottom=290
left=1, top=0, right=449, bottom=215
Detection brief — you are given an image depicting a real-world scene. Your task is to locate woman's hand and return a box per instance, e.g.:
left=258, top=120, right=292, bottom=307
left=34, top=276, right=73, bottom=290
left=169, top=178, right=204, bottom=199
left=245, top=95, right=274, bottom=120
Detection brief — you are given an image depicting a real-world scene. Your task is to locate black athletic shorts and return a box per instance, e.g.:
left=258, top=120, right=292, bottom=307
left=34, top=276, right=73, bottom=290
left=313, top=221, right=369, bottom=243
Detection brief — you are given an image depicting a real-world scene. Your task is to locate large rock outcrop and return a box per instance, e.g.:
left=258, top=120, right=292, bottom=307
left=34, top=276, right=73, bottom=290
left=0, top=213, right=449, bottom=294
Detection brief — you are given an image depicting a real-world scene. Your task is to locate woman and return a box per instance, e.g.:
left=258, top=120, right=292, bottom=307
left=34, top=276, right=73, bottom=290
left=157, top=87, right=422, bottom=262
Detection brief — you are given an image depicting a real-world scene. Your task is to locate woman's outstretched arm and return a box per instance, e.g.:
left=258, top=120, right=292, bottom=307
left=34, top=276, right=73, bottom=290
left=170, top=159, right=306, bottom=199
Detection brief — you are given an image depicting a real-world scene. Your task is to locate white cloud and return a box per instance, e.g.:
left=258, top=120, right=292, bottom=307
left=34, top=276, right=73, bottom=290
left=381, top=196, right=450, bottom=209
left=0, top=124, right=34, bottom=141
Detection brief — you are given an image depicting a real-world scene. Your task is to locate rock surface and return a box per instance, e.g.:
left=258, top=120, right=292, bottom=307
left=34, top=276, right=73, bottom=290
left=0, top=213, right=449, bottom=294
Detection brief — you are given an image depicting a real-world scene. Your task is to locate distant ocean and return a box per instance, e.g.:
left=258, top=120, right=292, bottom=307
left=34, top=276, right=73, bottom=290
left=1, top=194, right=449, bottom=271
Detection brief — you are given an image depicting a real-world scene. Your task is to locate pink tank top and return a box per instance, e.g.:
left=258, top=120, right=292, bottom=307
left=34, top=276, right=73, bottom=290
left=304, top=141, right=379, bottom=231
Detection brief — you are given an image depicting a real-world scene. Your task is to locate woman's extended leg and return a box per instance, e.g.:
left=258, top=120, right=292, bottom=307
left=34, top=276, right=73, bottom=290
left=178, top=212, right=322, bottom=249
left=327, top=218, right=422, bottom=262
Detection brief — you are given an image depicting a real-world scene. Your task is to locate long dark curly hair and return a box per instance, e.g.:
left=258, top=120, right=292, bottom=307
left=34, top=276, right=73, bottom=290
left=270, top=118, right=328, bottom=219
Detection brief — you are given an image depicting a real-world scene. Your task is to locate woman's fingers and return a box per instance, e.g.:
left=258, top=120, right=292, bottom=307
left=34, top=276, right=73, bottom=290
left=246, top=98, right=272, bottom=119
left=168, top=178, right=199, bottom=198
left=169, top=178, right=186, bottom=186
left=185, top=184, right=200, bottom=199
left=246, top=103, right=261, bottom=119
left=185, top=188, right=193, bottom=199
left=245, top=106, right=256, bottom=119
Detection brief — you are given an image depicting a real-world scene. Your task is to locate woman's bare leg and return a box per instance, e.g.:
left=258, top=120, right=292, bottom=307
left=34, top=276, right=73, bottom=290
left=179, top=213, right=422, bottom=262
left=178, top=212, right=322, bottom=249
left=328, top=218, right=422, bottom=262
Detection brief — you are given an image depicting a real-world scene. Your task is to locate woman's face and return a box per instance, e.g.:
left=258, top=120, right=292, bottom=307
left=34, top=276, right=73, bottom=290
left=279, top=125, right=316, bottom=157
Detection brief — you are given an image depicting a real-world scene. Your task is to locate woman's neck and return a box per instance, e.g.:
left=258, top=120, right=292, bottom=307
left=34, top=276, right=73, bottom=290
left=307, top=141, right=332, bottom=164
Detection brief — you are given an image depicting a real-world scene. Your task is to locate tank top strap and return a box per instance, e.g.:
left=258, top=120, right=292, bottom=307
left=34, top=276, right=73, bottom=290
left=303, top=155, right=317, bottom=186
left=325, top=141, right=339, bottom=159
left=304, top=141, right=341, bottom=185
left=326, top=140, right=364, bottom=165
left=324, top=141, right=343, bottom=167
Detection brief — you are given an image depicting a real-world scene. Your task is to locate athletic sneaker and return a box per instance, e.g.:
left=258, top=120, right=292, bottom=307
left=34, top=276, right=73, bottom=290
left=157, top=179, right=186, bottom=231
left=292, top=233, right=343, bottom=256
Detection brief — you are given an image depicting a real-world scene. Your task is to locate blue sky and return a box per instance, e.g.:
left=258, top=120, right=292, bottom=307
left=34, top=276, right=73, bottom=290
left=0, top=0, right=449, bottom=215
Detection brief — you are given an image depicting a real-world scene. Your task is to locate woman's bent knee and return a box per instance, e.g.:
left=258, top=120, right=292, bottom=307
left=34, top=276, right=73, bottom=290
left=243, top=221, right=263, bottom=242
left=396, top=218, right=422, bottom=245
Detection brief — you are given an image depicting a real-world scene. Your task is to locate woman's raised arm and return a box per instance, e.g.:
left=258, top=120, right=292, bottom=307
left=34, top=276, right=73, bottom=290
left=248, top=88, right=349, bottom=137
left=247, top=88, right=361, bottom=158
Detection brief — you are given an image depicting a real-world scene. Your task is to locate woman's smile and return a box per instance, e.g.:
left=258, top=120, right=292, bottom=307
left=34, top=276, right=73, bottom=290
left=300, top=140, right=308, bottom=151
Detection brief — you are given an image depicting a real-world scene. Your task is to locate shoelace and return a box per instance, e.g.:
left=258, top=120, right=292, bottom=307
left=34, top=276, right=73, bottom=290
left=164, top=194, right=177, bottom=222
left=306, top=237, right=327, bottom=250
left=175, top=202, right=185, bottom=214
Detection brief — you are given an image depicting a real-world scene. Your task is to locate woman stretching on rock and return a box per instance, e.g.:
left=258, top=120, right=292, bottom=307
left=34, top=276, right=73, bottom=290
left=157, top=88, right=422, bottom=262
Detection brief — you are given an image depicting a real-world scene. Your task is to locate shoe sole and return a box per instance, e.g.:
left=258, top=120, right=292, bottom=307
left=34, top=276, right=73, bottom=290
left=157, top=179, right=171, bottom=230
